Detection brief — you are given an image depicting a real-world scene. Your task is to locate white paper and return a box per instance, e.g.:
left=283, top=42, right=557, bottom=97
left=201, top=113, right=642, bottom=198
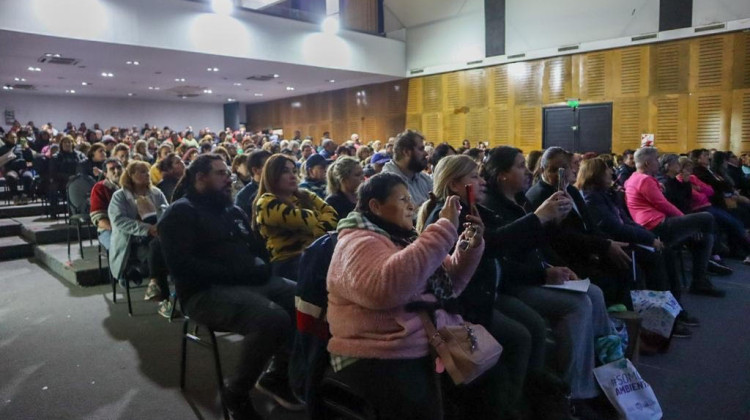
left=542, top=278, right=590, bottom=293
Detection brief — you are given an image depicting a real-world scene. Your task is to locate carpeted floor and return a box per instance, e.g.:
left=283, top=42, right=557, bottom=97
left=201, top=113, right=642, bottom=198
left=0, top=257, right=748, bottom=420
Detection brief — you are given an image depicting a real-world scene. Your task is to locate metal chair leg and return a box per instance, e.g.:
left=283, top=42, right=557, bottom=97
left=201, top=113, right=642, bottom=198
left=126, top=277, right=133, bottom=316
left=180, top=319, right=189, bottom=389
left=87, top=222, right=94, bottom=246
left=66, top=221, right=71, bottom=261
left=209, top=330, right=230, bottom=420
left=76, top=222, right=84, bottom=260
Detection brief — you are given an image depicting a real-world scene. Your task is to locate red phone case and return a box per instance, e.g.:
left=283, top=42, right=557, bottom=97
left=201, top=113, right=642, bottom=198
left=466, top=184, right=475, bottom=207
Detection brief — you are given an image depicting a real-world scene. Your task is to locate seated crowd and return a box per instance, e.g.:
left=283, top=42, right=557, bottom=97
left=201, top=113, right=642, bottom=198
left=4, top=119, right=750, bottom=420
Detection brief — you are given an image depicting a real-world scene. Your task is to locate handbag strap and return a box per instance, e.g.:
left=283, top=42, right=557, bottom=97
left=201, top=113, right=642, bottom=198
left=417, top=312, right=465, bottom=383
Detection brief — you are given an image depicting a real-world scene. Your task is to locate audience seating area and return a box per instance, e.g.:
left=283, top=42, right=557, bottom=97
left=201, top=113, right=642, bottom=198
left=2, top=121, right=750, bottom=420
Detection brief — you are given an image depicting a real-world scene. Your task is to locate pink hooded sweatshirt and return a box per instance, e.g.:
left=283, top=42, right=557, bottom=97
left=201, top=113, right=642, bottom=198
left=326, top=216, right=484, bottom=360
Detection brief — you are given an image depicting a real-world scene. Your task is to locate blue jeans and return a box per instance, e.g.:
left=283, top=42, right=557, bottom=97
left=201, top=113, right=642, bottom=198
left=98, top=230, right=111, bottom=250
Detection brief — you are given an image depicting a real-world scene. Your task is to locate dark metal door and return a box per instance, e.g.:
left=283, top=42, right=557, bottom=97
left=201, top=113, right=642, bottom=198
left=542, top=107, right=575, bottom=152
left=542, top=103, right=612, bottom=153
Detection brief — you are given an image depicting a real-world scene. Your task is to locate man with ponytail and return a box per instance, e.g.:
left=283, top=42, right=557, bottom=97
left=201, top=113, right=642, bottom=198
left=159, top=154, right=302, bottom=419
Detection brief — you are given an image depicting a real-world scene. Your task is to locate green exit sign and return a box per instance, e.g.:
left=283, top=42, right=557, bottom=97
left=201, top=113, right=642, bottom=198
left=567, top=100, right=579, bottom=108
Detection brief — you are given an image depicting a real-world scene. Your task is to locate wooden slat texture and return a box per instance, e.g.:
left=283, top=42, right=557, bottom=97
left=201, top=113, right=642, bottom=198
left=730, top=90, right=750, bottom=153
left=688, top=92, right=731, bottom=151
left=465, top=69, right=487, bottom=108
left=652, top=95, right=682, bottom=145
left=651, top=41, right=689, bottom=94
left=406, top=114, right=422, bottom=133
left=512, top=62, right=543, bottom=105
left=515, top=106, right=541, bottom=150
left=582, top=52, right=607, bottom=99
left=617, top=47, right=647, bottom=96
left=407, top=78, right=423, bottom=114
left=543, top=56, right=570, bottom=104
left=489, top=107, right=511, bottom=146
left=422, top=113, right=443, bottom=143
left=339, top=0, right=378, bottom=33
left=733, top=32, right=750, bottom=89
left=691, top=35, right=732, bottom=91
left=423, top=75, right=443, bottom=113
left=466, top=108, right=489, bottom=143
left=444, top=112, right=466, bottom=147
left=490, top=66, right=510, bottom=105
left=613, top=98, right=647, bottom=152
left=444, top=72, right=463, bottom=111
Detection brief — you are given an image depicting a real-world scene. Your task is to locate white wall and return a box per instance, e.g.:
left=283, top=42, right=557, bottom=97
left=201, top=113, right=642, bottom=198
left=693, top=0, right=750, bottom=26
left=0, top=93, right=224, bottom=132
left=403, top=0, right=485, bottom=70
left=0, top=0, right=406, bottom=77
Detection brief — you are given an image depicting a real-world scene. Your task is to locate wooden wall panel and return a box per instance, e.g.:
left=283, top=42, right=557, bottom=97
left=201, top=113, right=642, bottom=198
left=612, top=98, right=648, bottom=153
left=490, top=66, right=510, bottom=106
left=614, top=47, right=649, bottom=97
left=489, top=107, right=512, bottom=146
left=688, top=92, right=732, bottom=151
left=512, top=62, right=543, bottom=105
left=443, top=112, right=466, bottom=146
left=543, top=56, right=571, bottom=104
left=733, top=32, right=750, bottom=89
left=730, top=89, right=750, bottom=153
left=465, top=69, right=488, bottom=108
left=690, top=35, right=733, bottom=92
left=423, top=75, right=443, bottom=113
left=443, top=72, right=464, bottom=112
left=576, top=52, right=611, bottom=100
left=407, top=78, right=423, bottom=115
left=422, top=113, right=443, bottom=143
left=649, top=94, right=689, bottom=152
left=515, top=106, right=542, bottom=150
left=651, top=41, right=690, bottom=94
left=466, top=108, right=489, bottom=143
left=340, top=0, right=378, bottom=33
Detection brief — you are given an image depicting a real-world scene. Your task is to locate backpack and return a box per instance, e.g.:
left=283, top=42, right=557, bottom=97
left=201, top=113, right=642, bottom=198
left=289, top=231, right=338, bottom=417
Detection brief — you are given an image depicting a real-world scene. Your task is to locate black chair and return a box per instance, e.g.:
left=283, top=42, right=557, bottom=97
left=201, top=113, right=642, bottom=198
left=180, top=316, right=230, bottom=420
left=65, top=174, right=96, bottom=260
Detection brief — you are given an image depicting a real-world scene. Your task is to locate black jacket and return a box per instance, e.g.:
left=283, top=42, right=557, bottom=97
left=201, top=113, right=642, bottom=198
left=693, top=166, right=733, bottom=209
left=0, top=143, right=33, bottom=172
left=158, top=194, right=270, bottom=305
left=482, top=191, right=555, bottom=293
left=582, top=189, right=656, bottom=246
left=662, top=176, right=692, bottom=213
left=727, top=164, right=750, bottom=196
left=526, top=180, right=611, bottom=269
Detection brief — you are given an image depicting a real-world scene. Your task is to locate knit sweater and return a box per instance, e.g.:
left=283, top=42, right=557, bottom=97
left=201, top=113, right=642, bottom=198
left=624, top=171, right=683, bottom=230
left=326, top=213, right=484, bottom=360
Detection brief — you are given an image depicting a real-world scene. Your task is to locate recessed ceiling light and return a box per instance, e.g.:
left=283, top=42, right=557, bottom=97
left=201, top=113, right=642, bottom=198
left=28, top=67, right=41, bottom=72
left=65, top=89, right=76, bottom=94
left=203, top=89, right=213, bottom=94
left=175, top=78, right=186, bottom=82
left=148, top=86, right=161, bottom=90
left=3, top=85, right=13, bottom=90
left=101, top=72, right=114, bottom=77
left=233, top=82, right=242, bottom=86
left=14, top=77, right=26, bottom=82
left=273, top=74, right=280, bottom=78
left=286, top=86, right=295, bottom=91
left=124, top=60, right=140, bottom=65
left=207, top=67, right=219, bottom=72
left=128, top=93, right=134, bottom=96
left=227, top=98, right=236, bottom=102
left=180, top=95, right=188, bottom=99
left=254, top=93, right=263, bottom=97
left=328, top=79, right=335, bottom=83
left=44, top=53, right=61, bottom=58
left=81, top=82, right=88, bottom=86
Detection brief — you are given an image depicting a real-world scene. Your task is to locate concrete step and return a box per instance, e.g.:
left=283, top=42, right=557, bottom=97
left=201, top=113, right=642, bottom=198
left=0, top=202, right=52, bottom=218
left=34, top=242, right=108, bottom=287
left=0, top=219, right=22, bottom=237
left=14, top=216, right=96, bottom=245
left=0, top=236, right=35, bottom=262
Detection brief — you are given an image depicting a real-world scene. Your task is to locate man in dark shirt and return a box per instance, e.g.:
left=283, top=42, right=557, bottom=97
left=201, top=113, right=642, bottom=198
left=234, top=150, right=271, bottom=217
left=155, top=153, right=184, bottom=203
left=159, top=154, right=301, bottom=419
left=615, top=149, right=636, bottom=187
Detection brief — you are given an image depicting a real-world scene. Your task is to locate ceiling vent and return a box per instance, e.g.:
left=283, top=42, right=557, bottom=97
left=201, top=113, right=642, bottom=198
left=12, top=84, right=36, bottom=90
left=246, top=74, right=277, bottom=81
left=178, top=93, right=201, bottom=98
left=38, top=56, right=80, bottom=65
left=165, top=85, right=204, bottom=96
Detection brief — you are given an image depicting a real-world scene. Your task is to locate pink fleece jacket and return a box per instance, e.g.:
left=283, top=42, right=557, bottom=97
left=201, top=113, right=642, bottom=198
left=326, top=218, right=484, bottom=360
left=625, top=172, right=684, bottom=230
left=677, top=174, right=713, bottom=210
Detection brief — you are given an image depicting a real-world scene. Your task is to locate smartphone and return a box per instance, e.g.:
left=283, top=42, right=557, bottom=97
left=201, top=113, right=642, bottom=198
left=557, top=168, right=567, bottom=192
left=465, top=184, right=475, bottom=208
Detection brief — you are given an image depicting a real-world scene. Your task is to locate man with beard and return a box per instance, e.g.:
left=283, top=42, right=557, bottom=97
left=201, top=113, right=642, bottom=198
left=89, top=158, right=122, bottom=250
left=159, top=154, right=301, bottom=419
left=381, top=129, right=433, bottom=207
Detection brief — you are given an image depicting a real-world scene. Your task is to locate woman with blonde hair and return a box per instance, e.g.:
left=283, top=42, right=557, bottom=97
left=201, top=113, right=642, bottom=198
left=325, top=156, right=364, bottom=218
left=420, top=154, right=549, bottom=417
left=108, top=160, right=172, bottom=316
left=253, top=154, right=337, bottom=280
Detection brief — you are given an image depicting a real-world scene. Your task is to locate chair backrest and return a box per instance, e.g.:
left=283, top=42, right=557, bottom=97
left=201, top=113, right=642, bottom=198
left=66, top=174, right=96, bottom=215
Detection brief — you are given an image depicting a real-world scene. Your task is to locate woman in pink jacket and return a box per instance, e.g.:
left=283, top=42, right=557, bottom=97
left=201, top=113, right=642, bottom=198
left=326, top=172, right=485, bottom=419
